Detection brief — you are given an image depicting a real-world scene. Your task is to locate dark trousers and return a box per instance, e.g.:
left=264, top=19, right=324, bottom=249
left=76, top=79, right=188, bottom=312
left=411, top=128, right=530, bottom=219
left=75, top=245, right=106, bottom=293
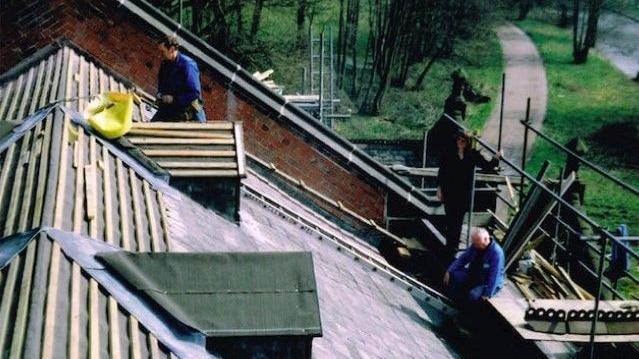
left=151, top=103, right=200, bottom=122
left=448, top=269, right=484, bottom=305
left=444, top=202, right=467, bottom=262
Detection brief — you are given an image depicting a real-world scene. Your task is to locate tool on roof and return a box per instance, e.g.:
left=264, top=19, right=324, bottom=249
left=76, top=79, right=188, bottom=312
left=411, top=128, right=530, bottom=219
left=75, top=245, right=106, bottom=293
left=83, top=92, right=133, bottom=139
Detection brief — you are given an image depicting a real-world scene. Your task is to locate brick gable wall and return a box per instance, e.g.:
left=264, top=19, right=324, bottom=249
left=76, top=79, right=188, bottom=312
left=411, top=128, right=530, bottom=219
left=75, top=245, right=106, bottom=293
left=0, top=0, right=386, bottom=223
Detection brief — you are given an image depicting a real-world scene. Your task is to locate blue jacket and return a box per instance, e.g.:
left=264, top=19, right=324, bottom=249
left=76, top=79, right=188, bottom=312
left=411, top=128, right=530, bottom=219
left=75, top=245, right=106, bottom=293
left=157, top=52, right=206, bottom=122
left=448, top=239, right=505, bottom=297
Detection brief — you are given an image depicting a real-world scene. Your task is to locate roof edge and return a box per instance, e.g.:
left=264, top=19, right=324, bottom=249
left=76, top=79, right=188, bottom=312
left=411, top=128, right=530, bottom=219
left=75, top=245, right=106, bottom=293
left=118, top=0, right=435, bottom=216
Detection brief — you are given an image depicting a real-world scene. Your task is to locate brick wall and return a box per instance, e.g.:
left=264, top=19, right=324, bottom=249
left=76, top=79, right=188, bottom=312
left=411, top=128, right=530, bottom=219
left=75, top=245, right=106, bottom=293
left=0, top=0, right=386, bottom=222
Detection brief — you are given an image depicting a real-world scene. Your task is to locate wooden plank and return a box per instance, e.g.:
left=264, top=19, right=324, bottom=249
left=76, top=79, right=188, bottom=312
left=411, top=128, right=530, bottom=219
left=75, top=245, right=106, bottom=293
left=129, top=169, right=146, bottom=251
left=168, top=169, right=239, bottom=177
left=391, top=166, right=521, bottom=184
left=69, top=122, right=84, bottom=359
left=0, top=257, right=22, bottom=354
left=142, top=149, right=236, bottom=157
left=233, top=122, right=246, bottom=177
left=42, top=48, right=74, bottom=358
left=127, top=128, right=233, bottom=139
left=84, top=165, right=97, bottom=220
left=14, top=66, right=37, bottom=121
left=148, top=335, right=160, bottom=359
left=89, top=279, right=100, bottom=359
left=4, top=74, right=23, bottom=120
left=132, top=121, right=234, bottom=130
left=0, top=81, right=14, bottom=118
left=116, top=159, right=132, bottom=251
left=129, top=318, right=142, bottom=359
left=68, top=263, right=82, bottom=359
left=108, top=298, right=122, bottom=359
left=143, top=181, right=161, bottom=252
left=488, top=298, right=639, bottom=342
left=557, top=265, right=588, bottom=300
left=40, top=243, right=62, bottom=359
left=0, top=144, right=18, bottom=232
left=27, top=58, right=47, bottom=117
left=102, top=147, right=114, bottom=245
left=127, top=137, right=235, bottom=145
left=156, top=161, right=237, bottom=169
left=157, top=191, right=172, bottom=252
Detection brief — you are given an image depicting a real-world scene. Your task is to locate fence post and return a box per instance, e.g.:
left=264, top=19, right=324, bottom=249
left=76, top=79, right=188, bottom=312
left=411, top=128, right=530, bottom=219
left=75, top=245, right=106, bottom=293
left=498, top=73, right=506, bottom=152
left=466, top=167, right=477, bottom=247
left=588, top=230, right=608, bottom=359
left=519, top=97, right=531, bottom=208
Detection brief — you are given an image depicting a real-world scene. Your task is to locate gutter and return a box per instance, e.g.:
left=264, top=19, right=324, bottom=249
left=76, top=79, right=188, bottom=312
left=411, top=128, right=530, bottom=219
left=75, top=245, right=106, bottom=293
left=117, top=0, right=437, bottom=216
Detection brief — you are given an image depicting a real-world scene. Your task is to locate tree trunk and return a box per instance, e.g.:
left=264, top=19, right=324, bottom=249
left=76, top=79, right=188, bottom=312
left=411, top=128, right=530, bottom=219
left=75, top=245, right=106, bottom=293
left=572, top=0, right=601, bottom=63
left=235, top=0, right=244, bottom=34
left=250, top=0, right=264, bottom=39
left=518, top=0, right=532, bottom=20
left=336, top=0, right=347, bottom=88
left=210, top=0, right=229, bottom=49
left=584, top=0, right=600, bottom=48
left=191, top=0, right=206, bottom=34
left=297, top=0, right=306, bottom=48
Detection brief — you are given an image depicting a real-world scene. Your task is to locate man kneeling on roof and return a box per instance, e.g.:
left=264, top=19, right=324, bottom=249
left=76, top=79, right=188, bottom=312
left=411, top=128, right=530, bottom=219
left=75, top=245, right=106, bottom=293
left=443, top=227, right=504, bottom=305
left=151, top=35, right=206, bottom=122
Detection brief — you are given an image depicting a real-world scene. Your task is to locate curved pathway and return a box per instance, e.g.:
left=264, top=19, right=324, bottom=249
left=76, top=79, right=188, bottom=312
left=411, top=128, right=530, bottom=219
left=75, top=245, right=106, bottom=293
left=596, top=12, right=639, bottom=79
left=482, top=23, right=548, bottom=175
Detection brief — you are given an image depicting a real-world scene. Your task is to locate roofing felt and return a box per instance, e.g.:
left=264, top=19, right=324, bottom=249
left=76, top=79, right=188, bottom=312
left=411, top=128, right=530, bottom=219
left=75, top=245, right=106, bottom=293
left=0, top=41, right=459, bottom=358
left=99, top=251, right=322, bottom=337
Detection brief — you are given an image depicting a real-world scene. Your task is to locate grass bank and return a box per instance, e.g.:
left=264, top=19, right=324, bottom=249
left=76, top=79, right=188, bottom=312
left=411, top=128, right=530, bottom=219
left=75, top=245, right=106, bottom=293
left=517, top=18, right=639, bottom=297
left=334, top=27, right=503, bottom=139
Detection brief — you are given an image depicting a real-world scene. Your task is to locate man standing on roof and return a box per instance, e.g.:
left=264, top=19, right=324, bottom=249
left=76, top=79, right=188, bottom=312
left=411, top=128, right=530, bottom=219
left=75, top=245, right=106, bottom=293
left=443, top=227, right=504, bottom=305
left=437, top=130, right=501, bottom=262
left=151, top=35, right=206, bottom=122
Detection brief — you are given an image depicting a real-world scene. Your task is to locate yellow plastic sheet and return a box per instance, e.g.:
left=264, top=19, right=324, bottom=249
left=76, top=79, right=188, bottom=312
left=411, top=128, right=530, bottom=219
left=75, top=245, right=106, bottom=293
left=84, top=92, right=133, bottom=139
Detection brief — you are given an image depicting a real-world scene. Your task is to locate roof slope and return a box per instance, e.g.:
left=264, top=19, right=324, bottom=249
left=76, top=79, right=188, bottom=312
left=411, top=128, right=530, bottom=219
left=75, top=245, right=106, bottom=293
left=0, top=42, right=458, bottom=358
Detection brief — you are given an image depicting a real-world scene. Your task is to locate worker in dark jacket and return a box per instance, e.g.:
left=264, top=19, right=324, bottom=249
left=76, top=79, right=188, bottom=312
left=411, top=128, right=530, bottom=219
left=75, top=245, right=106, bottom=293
left=437, top=131, right=501, bottom=262
left=444, top=227, right=505, bottom=305
left=151, top=35, right=206, bottom=122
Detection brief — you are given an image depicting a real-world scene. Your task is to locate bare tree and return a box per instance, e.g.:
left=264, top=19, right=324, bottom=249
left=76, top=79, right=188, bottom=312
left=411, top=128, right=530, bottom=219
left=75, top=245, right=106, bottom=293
left=572, top=0, right=602, bottom=63
left=250, top=0, right=265, bottom=39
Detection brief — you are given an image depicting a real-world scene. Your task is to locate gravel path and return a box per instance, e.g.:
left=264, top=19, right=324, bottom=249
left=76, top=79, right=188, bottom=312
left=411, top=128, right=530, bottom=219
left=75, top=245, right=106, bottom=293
left=596, top=12, right=639, bottom=79
left=482, top=23, right=548, bottom=175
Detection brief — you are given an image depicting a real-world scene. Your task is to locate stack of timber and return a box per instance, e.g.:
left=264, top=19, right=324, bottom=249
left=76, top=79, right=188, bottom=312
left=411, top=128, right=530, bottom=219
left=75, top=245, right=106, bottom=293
left=125, top=122, right=246, bottom=178
left=252, top=69, right=283, bottom=95
left=510, top=250, right=594, bottom=301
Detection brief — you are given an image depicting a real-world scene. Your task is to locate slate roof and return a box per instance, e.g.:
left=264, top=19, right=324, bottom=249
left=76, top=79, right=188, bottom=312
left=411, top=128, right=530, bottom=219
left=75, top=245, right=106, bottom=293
left=0, top=42, right=459, bottom=358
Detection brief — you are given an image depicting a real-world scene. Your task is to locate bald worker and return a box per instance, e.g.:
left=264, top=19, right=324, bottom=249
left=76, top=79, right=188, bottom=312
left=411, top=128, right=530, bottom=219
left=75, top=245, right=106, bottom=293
left=443, top=227, right=504, bottom=305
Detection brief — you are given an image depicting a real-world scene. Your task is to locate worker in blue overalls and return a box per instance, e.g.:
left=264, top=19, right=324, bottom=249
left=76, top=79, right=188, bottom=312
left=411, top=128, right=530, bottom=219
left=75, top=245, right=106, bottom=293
left=443, top=227, right=505, bottom=306
left=152, top=35, right=206, bottom=122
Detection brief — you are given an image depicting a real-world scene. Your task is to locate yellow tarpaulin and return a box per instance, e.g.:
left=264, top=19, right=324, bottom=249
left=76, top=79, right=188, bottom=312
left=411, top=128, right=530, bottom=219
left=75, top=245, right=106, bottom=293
left=84, top=92, right=133, bottom=139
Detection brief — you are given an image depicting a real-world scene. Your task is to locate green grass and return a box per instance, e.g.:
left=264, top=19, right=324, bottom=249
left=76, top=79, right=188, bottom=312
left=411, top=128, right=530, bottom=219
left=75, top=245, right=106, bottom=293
left=334, top=27, right=503, bottom=139
left=245, top=2, right=502, bottom=140
left=604, top=0, right=639, bottom=20
left=517, top=18, right=639, bottom=298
